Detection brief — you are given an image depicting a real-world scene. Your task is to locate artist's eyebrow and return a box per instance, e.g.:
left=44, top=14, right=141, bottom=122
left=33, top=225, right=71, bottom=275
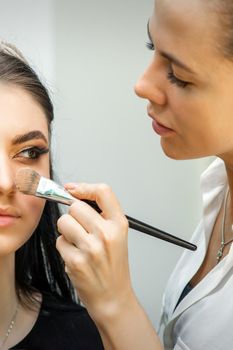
left=147, top=19, right=196, bottom=75
left=12, top=130, right=48, bottom=145
left=147, top=20, right=153, bottom=44
left=160, top=51, right=196, bottom=74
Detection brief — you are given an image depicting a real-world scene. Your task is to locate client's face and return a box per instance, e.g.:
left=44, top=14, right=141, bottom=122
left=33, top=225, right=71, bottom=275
left=0, top=83, right=50, bottom=256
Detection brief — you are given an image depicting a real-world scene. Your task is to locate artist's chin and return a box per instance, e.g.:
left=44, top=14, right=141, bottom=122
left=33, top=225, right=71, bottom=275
left=160, top=139, right=182, bottom=160
left=163, top=150, right=184, bottom=160
left=160, top=140, right=196, bottom=160
left=161, top=145, right=208, bottom=161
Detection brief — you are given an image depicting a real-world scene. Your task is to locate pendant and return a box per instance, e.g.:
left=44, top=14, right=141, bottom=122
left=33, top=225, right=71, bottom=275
left=216, top=243, right=225, bottom=263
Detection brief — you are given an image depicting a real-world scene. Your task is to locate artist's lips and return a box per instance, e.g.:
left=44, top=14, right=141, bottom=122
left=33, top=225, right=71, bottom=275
left=0, top=208, right=20, bottom=227
left=147, top=112, right=175, bottom=137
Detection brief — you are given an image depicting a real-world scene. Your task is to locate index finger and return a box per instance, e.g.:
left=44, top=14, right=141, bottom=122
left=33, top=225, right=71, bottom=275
left=64, top=182, right=124, bottom=220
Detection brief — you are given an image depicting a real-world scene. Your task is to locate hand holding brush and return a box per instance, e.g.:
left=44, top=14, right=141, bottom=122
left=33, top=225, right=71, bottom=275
left=15, top=167, right=196, bottom=251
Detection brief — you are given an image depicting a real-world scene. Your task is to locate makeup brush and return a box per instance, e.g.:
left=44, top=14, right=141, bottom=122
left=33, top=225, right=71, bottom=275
left=15, top=168, right=197, bottom=251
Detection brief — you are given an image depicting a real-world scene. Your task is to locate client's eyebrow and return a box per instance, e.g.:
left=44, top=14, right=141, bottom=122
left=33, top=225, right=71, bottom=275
left=12, top=130, right=48, bottom=145
left=147, top=19, right=196, bottom=75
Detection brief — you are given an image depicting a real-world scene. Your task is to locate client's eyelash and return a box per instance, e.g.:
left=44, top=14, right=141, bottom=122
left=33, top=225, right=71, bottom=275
left=167, top=71, right=189, bottom=89
left=16, top=146, right=49, bottom=160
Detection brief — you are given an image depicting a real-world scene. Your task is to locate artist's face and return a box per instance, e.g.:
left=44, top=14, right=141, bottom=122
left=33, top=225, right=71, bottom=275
left=135, top=0, right=233, bottom=162
left=0, top=84, right=50, bottom=257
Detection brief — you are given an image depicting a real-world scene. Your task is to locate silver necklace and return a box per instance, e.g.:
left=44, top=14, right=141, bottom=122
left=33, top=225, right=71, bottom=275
left=216, top=188, right=233, bottom=264
left=0, top=302, right=19, bottom=350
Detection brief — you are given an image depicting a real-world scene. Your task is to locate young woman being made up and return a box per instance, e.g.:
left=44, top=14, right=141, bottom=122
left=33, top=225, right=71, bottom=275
left=0, top=42, right=104, bottom=350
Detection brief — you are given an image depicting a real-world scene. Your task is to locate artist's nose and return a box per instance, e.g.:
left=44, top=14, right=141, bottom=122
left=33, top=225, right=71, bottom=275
left=0, top=158, right=17, bottom=196
left=134, top=59, right=166, bottom=106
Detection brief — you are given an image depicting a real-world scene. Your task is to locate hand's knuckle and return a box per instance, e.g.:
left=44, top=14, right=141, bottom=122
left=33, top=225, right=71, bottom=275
left=69, top=201, right=80, bottom=215
left=97, top=183, right=112, bottom=195
left=88, top=243, right=103, bottom=262
left=101, top=230, right=115, bottom=246
left=57, top=214, right=69, bottom=230
left=70, top=254, right=87, bottom=271
left=96, top=226, right=111, bottom=244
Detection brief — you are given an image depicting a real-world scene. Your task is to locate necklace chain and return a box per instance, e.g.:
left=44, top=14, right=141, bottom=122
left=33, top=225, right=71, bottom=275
left=216, top=187, right=233, bottom=264
left=0, top=302, right=19, bottom=350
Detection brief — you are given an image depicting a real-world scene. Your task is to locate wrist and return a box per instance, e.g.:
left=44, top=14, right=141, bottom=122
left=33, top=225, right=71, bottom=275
left=89, top=291, right=162, bottom=350
left=89, top=287, right=138, bottom=327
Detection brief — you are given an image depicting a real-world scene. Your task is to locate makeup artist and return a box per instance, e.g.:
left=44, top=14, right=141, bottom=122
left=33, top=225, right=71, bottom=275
left=56, top=0, right=233, bottom=349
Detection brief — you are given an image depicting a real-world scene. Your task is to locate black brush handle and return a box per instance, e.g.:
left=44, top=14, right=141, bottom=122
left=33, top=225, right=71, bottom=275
left=83, top=200, right=197, bottom=251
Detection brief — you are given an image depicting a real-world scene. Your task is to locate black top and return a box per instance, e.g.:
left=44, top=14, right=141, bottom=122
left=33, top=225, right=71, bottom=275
left=11, top=292, right=104, bottom=350
left=174, top=282, right=193, bottom=311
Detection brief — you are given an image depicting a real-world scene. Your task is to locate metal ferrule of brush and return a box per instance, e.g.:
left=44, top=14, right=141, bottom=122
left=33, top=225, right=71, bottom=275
left=36, top=176, right=75, bottom=205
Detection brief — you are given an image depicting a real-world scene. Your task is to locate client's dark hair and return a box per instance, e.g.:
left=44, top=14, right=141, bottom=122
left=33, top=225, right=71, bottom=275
left=0, top=42, right=74, bottom=307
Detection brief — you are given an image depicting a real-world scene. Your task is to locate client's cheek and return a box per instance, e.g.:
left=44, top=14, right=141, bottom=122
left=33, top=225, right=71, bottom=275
left=22, top=196, right=46, bottom=231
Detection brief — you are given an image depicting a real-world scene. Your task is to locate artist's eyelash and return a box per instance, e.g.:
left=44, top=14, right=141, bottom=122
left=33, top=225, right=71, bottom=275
left=146, top=40, right=189, bottom=89
left=146, top=41, right=155, bottom=51
left=16, top=146, right=49, bottom=160
left=167, top=71, right=189, bottom=88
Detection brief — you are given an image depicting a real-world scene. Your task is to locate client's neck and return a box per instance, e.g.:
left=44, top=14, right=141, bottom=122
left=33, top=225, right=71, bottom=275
left=0, top=254, right=18, bottom=332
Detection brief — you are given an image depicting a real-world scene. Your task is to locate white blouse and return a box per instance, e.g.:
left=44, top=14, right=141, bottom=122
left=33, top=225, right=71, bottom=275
left=159, top=158, right=233, bottom=350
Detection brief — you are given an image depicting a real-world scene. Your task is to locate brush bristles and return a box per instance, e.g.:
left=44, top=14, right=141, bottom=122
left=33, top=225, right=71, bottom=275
left=15, top=168, right=41, bottom=195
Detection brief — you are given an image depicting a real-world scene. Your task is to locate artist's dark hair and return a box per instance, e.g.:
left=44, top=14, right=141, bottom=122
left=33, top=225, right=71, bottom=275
left=0, top=42, right=75, bottom=307
left=207, top=1, right=233, bottom=60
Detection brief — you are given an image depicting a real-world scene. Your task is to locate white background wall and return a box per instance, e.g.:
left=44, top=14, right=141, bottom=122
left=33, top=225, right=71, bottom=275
left=0, top=0, right=55, bottom=89
left=0, top=0, right=210, bottom=328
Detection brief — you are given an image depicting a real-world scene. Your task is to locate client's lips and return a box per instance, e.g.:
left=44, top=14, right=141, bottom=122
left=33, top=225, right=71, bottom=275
left=0, top=207, right=20, bottom=217
left=0, top=207, right=20, bottom=227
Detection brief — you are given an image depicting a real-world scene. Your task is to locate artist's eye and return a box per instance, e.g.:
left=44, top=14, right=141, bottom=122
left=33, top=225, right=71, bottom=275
left=167, top=70, right=189, bottom=89
left=146, top=41, right=155, bottom=51
left=16, top=147, right=49, bottom=160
